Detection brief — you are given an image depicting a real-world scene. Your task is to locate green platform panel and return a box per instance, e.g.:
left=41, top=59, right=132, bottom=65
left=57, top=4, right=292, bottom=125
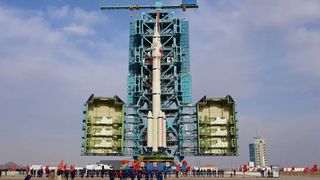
left=81, top=95, right=125, bottom=156
left=197, top=95, right=238, bottom=156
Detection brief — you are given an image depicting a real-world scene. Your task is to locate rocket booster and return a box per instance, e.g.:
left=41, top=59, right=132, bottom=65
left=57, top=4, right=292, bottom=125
left=147, top=12, right=167, bottom=152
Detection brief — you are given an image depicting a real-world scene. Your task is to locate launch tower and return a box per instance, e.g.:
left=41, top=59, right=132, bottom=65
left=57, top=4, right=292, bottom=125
left=82, top=0, right=238, bottom=161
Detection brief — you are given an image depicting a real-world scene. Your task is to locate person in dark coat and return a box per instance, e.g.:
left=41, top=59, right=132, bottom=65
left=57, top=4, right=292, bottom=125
left=70, top=170, right=75, bottom=180
left=101, top=166, right=105, bottom=178
left=137, top=170, right=142, bottom=180
left=145, top=170, right=149, bottom=180
left=24, top=174, right=32, bottom=180
left=65, top=170, right=70, bottom=180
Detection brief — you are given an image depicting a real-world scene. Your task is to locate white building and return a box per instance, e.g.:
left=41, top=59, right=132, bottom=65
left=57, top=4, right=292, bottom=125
left=249, top=136, right=267, bottom=167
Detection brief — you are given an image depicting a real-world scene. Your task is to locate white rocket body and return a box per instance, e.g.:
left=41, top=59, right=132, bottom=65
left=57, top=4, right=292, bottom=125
left=147, top=12, right=167, bottom=152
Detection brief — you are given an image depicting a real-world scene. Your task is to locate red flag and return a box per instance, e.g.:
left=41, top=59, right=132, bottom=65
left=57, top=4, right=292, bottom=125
left=186, top=166, right=191, bottom=172
left=182, top=160, right=187, bottom=166
left=134, top=162, right=140, bottom=170
left=58, top=160, right=64, bottom=170
left=45, top=165, right=50, bottom=174
left=243, top=164, right=248, bottom=172
left=176, top=166, right=180, bottom=172
left=70, top=165, right=75, bottom=172
left=12, top=165, right=16, bottom=171
left=121, top=160, right=128, bottom=165
left=311, top=164, right=318, bottom=172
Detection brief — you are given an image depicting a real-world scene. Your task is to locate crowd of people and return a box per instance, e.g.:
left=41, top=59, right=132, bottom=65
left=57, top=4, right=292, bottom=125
left=191, top=169, right=227, bottom=177
left=20, top=168, right=237, bottom=180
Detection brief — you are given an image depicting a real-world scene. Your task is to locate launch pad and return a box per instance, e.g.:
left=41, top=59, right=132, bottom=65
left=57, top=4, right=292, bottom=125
left=81, top=0, right=238, bottom=163
left=138, top=155, right=175, bottom=163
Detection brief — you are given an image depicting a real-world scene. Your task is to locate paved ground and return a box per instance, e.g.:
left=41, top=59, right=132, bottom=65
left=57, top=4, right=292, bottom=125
left=0, top=176, right=320, bottom=180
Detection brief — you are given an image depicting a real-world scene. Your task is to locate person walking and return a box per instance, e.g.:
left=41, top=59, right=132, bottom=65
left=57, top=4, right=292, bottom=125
left=57, top=168, right=63, bottom=180
left=65, top=170, right=69, bottom=180
left=70, top=166, right=76, bottom=180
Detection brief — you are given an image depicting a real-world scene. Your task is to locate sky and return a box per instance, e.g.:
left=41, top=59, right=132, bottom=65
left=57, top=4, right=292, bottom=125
left=0, top=0, right=319, bottom=168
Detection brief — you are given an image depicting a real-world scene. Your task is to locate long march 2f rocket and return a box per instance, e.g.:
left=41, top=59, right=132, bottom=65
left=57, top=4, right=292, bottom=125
left=147, top=12, right=167, bottom=152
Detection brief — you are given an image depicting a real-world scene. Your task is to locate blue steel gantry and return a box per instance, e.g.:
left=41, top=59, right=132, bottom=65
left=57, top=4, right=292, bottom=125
left=81, top=0, right=238, bottom=161
left=125, top=10, right=197, bottom=159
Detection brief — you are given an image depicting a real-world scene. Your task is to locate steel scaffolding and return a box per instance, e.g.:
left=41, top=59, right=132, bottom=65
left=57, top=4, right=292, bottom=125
left=124, top=11, right=197, bottom=159
left=81, top=0, right=239, bottom=160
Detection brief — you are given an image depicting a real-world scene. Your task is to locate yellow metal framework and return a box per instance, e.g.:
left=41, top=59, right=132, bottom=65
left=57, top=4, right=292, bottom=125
left=197, top=95, right=238, bottom=155
left=82, top=95, right=125, bottom=156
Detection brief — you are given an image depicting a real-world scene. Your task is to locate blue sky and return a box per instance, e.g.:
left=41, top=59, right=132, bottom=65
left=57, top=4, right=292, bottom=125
left=0, top=0, right=319, bottom=168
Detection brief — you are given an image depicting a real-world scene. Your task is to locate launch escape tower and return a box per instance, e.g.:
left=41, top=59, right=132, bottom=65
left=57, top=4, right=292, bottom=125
left=81, top=0, right=238, bottom=161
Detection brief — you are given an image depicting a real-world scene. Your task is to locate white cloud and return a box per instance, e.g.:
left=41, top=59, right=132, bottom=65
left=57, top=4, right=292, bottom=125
left=46, top=6, right=108, bottom=37
left=0, top=4, right=128, bottom=165
left=183, top=1, right=259, bottom=100
left=47, top=5, right=70, bottom=18
left=180, top=0, right=320, bottom=167
left=72, top=7, right=106, bottom=25
left=242, top=0, right=320, bottom=29
left=182, top=0, right=320, bottom=102
left=285, top=27, right=320, bottom=80
left=47, top=5, right=107, bottom=25
left=63, top=24, right=95, bottom=36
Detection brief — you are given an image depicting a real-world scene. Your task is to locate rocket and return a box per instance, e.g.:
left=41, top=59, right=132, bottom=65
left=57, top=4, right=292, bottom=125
left=147, top=12, right=167, bottom=152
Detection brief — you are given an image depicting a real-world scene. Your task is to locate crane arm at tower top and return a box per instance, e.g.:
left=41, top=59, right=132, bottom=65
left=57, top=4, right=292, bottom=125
left=100, top=4, right=198, bottom=10
left=100, top=0, right=198, bottom=11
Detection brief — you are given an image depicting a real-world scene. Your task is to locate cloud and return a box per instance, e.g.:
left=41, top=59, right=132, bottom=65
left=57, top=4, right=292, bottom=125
left=0, top=4, right=127, bottom=165
left=181, top=0, right=320, bottom=101
left=242, top=0, right=320, bottom=29
left=180, top=0, right=320, bottom=167
left=63, top=24, right=95, bottom=36
left=285, top=27, right=320, bottom=80
left=182, top=1, right=259, bottom=100
left=47, top=5, right=69, bottom=18
left=0, top=5, right=125, bottom=93
left=46, top=5, right=108, bottom=37
left=47, top=5, right=107, bottom=25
